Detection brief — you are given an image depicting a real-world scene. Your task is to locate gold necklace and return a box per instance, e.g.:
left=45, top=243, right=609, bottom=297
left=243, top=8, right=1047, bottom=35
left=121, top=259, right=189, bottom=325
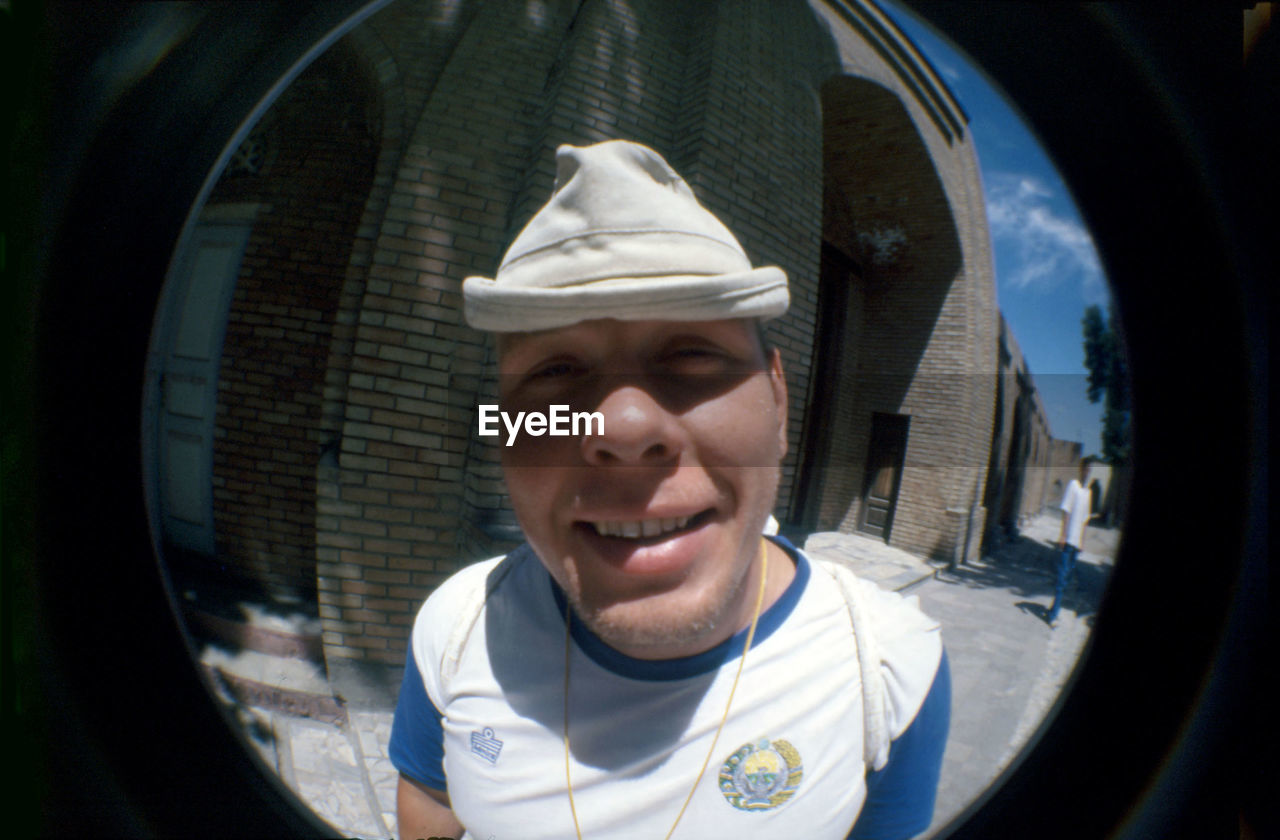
left=562, top=539, right=770, bottom=840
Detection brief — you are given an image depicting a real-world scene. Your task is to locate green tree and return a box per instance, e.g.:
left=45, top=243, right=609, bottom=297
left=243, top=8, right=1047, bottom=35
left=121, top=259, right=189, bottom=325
left=1082, top=304, right=1130, bottom=464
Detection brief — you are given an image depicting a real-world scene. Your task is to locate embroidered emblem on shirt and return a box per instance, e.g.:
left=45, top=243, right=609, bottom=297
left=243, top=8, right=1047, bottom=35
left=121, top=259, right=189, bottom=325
left=719, top=738, right=803, bottom=811
left=470, top=727, right=503, bottom=765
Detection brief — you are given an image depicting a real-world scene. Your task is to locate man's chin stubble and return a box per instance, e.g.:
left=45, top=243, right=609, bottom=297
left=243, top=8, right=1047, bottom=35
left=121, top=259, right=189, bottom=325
left=571, top=577, right=750, bottom=660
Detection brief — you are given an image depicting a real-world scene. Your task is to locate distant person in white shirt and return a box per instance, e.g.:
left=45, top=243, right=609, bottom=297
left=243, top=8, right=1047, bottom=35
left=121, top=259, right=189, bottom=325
left=1049, top=461, right=1094, bottom=625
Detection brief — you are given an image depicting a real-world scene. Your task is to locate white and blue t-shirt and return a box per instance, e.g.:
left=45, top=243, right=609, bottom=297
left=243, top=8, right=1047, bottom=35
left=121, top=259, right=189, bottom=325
left=391, top=537, right=949, bottom=840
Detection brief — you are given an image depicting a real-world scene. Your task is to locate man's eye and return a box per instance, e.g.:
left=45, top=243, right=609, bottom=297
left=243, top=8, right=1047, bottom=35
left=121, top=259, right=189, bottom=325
left=665, top=346, right=723, bottom=365
left=531, top=361, right=577, bottom=379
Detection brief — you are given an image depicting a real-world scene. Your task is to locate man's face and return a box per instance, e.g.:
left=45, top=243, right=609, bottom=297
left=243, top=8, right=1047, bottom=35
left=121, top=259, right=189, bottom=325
left=497, top=318, right=788, bottom=660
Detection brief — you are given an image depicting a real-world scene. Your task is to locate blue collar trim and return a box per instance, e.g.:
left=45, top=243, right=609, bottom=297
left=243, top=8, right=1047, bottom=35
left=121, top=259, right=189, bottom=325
left=549, top=535, right=810, bottom=682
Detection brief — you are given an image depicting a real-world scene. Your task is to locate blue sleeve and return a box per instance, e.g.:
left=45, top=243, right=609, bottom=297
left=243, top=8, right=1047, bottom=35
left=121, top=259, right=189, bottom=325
left=848, top=649, right=951, bottom=840
left=389, top=645, right=448, bottom=790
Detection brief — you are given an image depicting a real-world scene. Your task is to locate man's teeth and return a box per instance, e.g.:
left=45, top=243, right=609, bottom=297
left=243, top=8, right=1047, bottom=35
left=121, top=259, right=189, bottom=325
left=592, top=516, right=692, bottom=539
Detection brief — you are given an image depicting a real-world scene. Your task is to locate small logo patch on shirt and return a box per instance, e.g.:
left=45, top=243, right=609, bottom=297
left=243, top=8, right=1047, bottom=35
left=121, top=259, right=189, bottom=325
left=719, top=738, right=803, bottom=811
left=470, top=727, right=503, bottom=765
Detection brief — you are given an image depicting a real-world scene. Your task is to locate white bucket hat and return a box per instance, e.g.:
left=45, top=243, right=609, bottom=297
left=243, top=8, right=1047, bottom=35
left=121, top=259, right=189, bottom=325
left=462, top=140, right=789, bottom=332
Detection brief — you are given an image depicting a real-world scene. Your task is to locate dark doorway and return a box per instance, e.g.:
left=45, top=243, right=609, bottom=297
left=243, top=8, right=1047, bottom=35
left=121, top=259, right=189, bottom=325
left=790, top=242, right=858, bottom=532
left=859, top=412, right=909, bottom=541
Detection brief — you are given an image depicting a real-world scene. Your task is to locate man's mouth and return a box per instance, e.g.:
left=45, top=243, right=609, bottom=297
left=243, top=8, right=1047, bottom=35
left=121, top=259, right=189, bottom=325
left=587, top=512, right=705, bottom=540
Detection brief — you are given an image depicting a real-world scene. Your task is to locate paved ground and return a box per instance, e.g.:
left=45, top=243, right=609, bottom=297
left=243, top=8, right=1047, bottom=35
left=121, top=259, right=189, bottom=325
left=188, top=512, right=1117, bottom=838
left=916, top=514, right=1119, bottom=837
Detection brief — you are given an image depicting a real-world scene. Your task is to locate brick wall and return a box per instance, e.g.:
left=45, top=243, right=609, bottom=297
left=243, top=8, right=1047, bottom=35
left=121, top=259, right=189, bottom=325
left=983, top=314, right=1074, bottom=550
left=316, top=0, right=588, bottom=666
left=983, top=316, right=1024, bottom=546
left=1017, top=396, right=1058, bottom=524
left=810, top=67, right=995, bottom=563
left=205, top=45, right=378, bottom=596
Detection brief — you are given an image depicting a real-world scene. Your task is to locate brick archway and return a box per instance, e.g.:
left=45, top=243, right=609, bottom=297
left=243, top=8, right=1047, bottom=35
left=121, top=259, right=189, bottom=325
left=792, top=72, right=990, bottom=562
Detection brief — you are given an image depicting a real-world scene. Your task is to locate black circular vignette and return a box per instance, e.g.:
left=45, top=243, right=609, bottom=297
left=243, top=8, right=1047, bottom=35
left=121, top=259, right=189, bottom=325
left=19, top=4, right=372, bottom=837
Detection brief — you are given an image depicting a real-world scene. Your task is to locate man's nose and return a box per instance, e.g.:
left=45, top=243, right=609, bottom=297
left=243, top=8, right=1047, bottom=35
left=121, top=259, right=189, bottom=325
left=581, top=384, right=681, bottom=465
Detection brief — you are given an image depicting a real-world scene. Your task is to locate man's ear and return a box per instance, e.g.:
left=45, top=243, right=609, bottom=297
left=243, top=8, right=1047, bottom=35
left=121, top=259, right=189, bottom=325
left=768, top=347, right=788, bottom=457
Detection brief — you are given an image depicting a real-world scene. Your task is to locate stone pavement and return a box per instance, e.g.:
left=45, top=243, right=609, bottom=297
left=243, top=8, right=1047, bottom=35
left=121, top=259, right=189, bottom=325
left=802, top=529, right=938, bottom=592
left=914, top=513, right=1119, bottom=837
left=188, top=514, right=1116, bottom=838
left=231, top=706, right=397, bottom=837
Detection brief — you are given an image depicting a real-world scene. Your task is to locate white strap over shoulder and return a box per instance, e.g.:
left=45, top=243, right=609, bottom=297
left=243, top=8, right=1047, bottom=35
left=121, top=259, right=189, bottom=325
left=439, top=549, right=524, bottom=690
left=814, top=558, right=892, bottom=772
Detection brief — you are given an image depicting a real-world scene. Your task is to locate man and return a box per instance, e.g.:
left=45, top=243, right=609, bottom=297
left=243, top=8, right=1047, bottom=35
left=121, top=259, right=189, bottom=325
left=1048, top=460, right=1094, bottom=626
left=390, top=140, right=949, bottom=840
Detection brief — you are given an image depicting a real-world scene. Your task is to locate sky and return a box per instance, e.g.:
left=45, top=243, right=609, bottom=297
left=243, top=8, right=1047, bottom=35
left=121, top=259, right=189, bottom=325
left=878, top=2, right=1110, bottom=455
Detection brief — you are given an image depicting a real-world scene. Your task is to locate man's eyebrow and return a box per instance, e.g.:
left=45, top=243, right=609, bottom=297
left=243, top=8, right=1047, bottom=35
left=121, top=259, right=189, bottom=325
left=495, top=331, right=580, bottom=370
left=494, top=332, right=538, bottom=358
left=660, top=326, right=763, bottom=357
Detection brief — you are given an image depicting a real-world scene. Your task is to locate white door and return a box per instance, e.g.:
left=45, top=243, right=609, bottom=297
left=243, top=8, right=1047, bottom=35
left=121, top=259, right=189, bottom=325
left=145, top=220, right=250, bottom=557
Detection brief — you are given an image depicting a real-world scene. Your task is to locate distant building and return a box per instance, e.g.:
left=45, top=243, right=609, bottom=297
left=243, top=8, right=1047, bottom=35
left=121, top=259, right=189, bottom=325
left=981, top=315, right=1090, bottom=553
left=1081, top=457, right=1127, bottom=527
left=1044, top=438, right=1087, bottom=510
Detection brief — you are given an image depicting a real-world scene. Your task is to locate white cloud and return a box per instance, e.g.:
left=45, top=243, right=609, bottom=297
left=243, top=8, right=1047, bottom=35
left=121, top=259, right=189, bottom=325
left=985, top=172, right=1104, bottom=299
